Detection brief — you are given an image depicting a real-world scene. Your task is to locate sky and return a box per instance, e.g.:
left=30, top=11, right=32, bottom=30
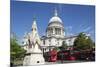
left=11, top=0, right=95, bottom=42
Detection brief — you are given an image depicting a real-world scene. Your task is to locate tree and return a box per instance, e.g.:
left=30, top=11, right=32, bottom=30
left=74, top=32, right=94, bottom=50
left=10, top=33, right=26, bottom=65
left=61, top=41, right=68, bottom=50
left=53, top=47, right=60, bottom=52
left=53, top=41, right=68, bottom=51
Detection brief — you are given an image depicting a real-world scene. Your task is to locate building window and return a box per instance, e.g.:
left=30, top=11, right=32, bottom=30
left=49, top=39, right=51, bottom=42
left=43, top=40, right=45, bottom=45
left=55, top=28, right=61, bottom=35
left=55, top=28, right=57, bottom=35
left=37, top=61, right=39, bottom=63
left=45, top=48, right=46, bottom=51
left=58, top=42, right=59, bottom=45
left=51, top=28, right=53, bottom=34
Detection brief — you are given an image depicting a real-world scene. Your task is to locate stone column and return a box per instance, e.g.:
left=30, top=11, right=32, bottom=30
left=53, top=27, right=54, bottom=35
left=53, top=28, right=55, bottom=35
left=60, top=28, right=62, bottom=36
left=59, top=28, right=61, bottom=35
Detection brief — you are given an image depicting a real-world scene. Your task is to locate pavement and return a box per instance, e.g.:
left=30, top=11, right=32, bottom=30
left=44, top=60, right=92, bottom=65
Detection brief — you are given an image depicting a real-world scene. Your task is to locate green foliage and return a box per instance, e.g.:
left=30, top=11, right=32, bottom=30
left=53, top=47, right=60, bottom=52
left=53, top=41, right=68, bottom=51
left=10, top=35, right=26, bottom=65
left=61, top=41, right=68, bottom=50
left=74, top=32, right=94, bottom=50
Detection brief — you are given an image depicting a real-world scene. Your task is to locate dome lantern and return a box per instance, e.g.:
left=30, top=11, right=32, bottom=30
left=49, top=9, right=62, bottom=23
left=54, top=8, right=58, bottom=16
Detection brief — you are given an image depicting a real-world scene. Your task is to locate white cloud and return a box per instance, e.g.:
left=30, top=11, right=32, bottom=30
left=85, top=29, right=95, bottom=41
left=65, top=26, right=72, bottom=31
left=67, top=32, right=74, bottom=36
left=83, top=26, right=91, bottom=32
left=79, top=24, right=85, bottom=28
left=65, top=26, right=73, bottom=36
left=76, top=23, right=89, bottom=33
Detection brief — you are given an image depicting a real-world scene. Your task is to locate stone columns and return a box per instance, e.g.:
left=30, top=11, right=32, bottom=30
left=61, top=28, right=63, bottom=36
left=53, top=27, right=55, bottom=35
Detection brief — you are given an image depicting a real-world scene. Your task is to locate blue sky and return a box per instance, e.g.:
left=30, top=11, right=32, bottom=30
left=11, top=1, right=95, bottom=42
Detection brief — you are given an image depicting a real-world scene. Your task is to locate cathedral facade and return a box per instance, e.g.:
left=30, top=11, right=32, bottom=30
left=40, top=9, right=77, bottom=52
left=22, top=9, right=77, bottom=53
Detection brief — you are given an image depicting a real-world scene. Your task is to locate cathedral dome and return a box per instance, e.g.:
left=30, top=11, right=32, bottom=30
left=48, top=21, right=63, bottom=28
left=48, top=9, right=63, bottom=28
left=46, top=9, right=65, bottom=37
left=49, top=9, right=62, bottom=23
left=49, top=16, right=62, bottom=23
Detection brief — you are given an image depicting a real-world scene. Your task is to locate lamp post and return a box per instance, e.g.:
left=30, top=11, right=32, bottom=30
left=61, top=53, right=64, bottom=63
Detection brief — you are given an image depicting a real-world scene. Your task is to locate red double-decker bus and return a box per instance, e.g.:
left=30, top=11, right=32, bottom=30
left=43, top=49, right=57, bottom=62
left=49, top=49, right=57, bottom=62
